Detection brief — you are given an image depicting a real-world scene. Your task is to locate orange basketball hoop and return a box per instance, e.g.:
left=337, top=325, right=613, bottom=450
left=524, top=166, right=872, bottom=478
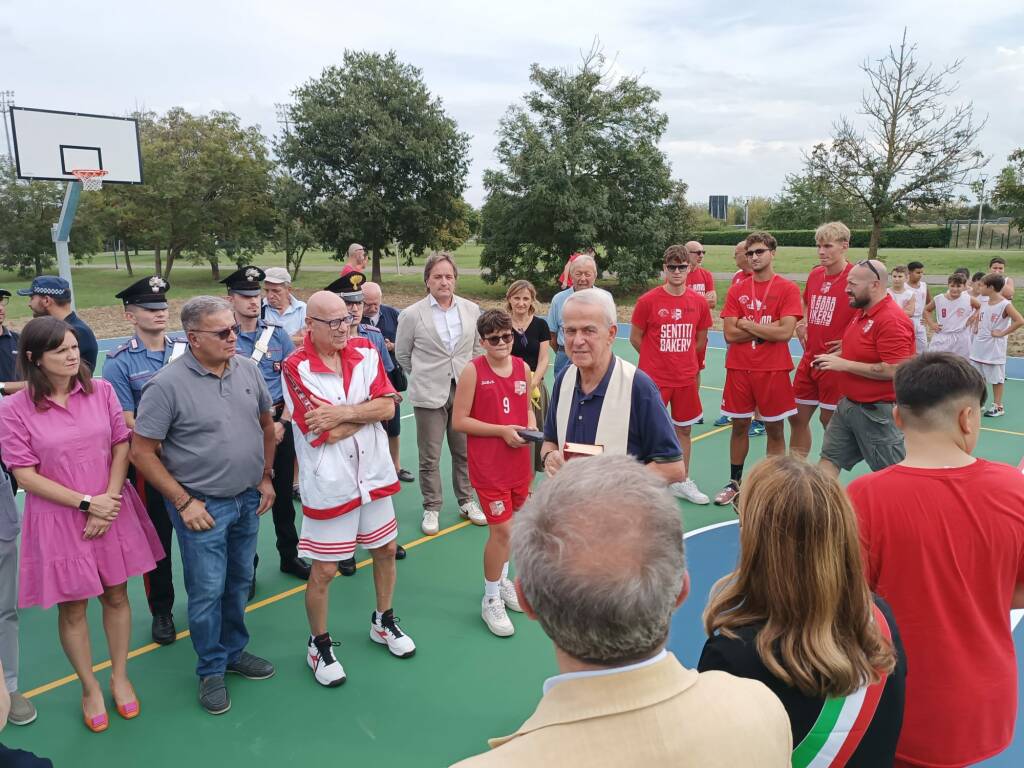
left=71, top=169, right=109, bottom=191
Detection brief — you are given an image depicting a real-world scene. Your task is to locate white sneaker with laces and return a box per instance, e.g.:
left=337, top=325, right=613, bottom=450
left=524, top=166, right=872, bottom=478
left=307, top=635, right=346, bottom=687
left=670, top=478, right=711, bottom=505
left=460, top=500, right=487, bottom=526
left=421, top=509, right=439, bottom=536
left=482, top=596, right=515, bottom=637
left=370, top=610, right=416, bottom=658
left=499, top=578, right=522, bottom=613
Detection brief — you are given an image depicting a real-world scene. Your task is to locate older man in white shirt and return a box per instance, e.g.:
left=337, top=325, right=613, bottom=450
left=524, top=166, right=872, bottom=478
left=262, top=268, right=307, bottom=340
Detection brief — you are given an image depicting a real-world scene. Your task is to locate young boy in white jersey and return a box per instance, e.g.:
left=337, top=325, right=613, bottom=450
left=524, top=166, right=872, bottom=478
left=906, top=260, right=929, bottom=353
left=970, top=272, right=986, bottom=299
left=887, top=266, right=917, bottom=318
left=969, top=274, right=1024, bottom=418
left=924, top=274, right=981, bottom=359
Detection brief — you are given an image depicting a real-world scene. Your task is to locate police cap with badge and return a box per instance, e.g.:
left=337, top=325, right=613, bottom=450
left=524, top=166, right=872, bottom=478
left=115, top=275, right=170, bottom=309
left=221, top=266, right=266, bottom=296
left=325, top=272, right=365, bottom=304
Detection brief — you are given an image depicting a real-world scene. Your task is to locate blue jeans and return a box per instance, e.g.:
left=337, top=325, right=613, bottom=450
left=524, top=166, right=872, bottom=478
left=166, top=488, right=260, bottom=678
left=553, top=350, right=571, bottom=377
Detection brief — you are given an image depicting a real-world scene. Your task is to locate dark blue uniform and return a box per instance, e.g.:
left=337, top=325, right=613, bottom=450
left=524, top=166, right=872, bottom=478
left=234, top=321, right=294, bottom=403
left=0, top=326, right=17, bottom=383
left=357, top=323, right=394, bottom=373
left=103, top=334, right=188, bottom=413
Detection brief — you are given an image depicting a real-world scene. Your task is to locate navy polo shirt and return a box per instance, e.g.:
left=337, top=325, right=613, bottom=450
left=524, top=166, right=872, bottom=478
left=544, top=356, right=682, bottom=463
left=64, top=312, right=98, bottom=371
left=0, top=327, right=18, bottom=382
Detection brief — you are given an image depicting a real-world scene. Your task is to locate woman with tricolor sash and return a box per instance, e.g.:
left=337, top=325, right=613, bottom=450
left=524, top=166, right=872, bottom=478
left=698, top=455, right=906, bottom=767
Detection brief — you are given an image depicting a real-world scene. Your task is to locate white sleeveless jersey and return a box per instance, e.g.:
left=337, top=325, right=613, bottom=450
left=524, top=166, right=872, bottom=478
left=887, top=288, right=914, bottom=313
left=909, top=282, right=928, bottom=320
left=970, top=298, right=1010, bottom=364
left=933, top=293, right=973, bottom=335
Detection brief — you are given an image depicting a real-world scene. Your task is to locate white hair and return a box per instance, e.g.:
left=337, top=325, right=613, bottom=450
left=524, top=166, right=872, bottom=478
left=180, top=296, right=232, bottom=331
left=564, top=288, right=616, bottom=326
left=571, top=254, right=598, bottom=276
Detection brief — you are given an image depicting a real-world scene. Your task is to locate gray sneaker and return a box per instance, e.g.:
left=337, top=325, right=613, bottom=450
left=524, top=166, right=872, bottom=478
left=7, top=691, right=37, bottom=726
left=226, top=651, right=275, bottom=680
left=199, top=675, right=230, bottom=715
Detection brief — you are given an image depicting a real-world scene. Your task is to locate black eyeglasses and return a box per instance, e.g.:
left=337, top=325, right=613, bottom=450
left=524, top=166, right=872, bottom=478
left=483, top=333, right=514, bottom=345
left=745, top=247, right=772, bottom=257
left=665, top=264, right=689, bottom=272
left=310, top=316, right=354, bottom=331
left=192, top=324, right=240, bottom=341
left=857, top=260, right=882, bottom=280
left=687, top=249, right=706, bottom=256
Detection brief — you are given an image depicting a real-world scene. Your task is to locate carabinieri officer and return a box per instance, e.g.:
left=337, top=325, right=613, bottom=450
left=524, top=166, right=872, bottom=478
left=103, top=275, right=187, bottom=645
left=222, top=267, right=310, bottom=589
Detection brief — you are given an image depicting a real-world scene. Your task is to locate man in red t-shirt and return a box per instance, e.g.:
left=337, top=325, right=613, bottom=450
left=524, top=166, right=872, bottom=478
left=813, top=260, right=914, bottom=477
left=717, top=232, right=802, bottom=505
left=847, top=353, right=1024, bottom=768
left=453, top=310, right=535, bottom=638
left=789, top=221, right=857, bottom=458
left=630, top=247, right=713, bottom=505
left=684, top=240, right=717, bottom=311
left=339, top=243, right=368, bottom=276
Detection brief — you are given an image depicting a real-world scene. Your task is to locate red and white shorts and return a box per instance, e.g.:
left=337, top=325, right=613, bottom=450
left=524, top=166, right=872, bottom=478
left=721, top=369, right=797, bottom=422
left=298, top=496, right=398, bottom=561
left=792, top=355, right=842, bottom=411
left=476, top=482, right=532, bottom=525
left=658, top=383, right=703, bottom=427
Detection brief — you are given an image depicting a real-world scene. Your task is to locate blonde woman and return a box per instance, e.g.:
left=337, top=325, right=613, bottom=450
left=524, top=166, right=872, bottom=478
left=699, top=456, right=906, bottom=767
left=505, top=280, right=549, bottom=471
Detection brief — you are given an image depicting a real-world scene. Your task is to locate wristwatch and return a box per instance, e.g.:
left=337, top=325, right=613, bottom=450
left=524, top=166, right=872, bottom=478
left=0, top=382, right=6, bottom=396
left=79, top=494, right=92, bottom=512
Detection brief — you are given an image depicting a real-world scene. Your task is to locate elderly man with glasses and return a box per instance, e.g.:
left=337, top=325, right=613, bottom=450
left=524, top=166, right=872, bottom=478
left=130, top=296, right=278, bottom=716
left=813, top=259, right=915, bottom=477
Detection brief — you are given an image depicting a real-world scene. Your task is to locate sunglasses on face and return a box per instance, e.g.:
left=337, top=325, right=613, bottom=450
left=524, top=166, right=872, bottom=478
left=483, top=333, right=514, bottom=345
left=857, top=259, right=882, bottom=280
left=310, top=316, right=353, bottom=331
left=745, top=247, right=772, bottom=258
left=665, top=264, right=689, bottom=272
left=688, top=249, right=705, bottom=256
left=193, top=324, right=240, bottom=341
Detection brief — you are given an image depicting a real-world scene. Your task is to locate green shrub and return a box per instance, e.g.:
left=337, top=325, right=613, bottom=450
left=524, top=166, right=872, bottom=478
left=697, top=226, right=949, bottom=248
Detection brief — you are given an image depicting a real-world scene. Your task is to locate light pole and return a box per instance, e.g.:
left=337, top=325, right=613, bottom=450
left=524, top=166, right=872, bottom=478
left=0, top=90, right=14, bottom=165
left=975, top=175, right=987, bottom=250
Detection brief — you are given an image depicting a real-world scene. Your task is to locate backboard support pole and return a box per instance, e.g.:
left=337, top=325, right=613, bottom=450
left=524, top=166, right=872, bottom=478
left=51, top=181, right=82, bottom=312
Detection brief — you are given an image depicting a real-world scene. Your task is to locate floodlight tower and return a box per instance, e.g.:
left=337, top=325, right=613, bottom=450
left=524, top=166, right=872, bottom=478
left=0, top=91, right=14, bottom=164
left=975, top=175, right=987, bottom=250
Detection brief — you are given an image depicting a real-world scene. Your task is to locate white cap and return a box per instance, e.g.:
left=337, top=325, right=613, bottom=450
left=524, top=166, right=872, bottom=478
left=263, top=267, right=291, bottom=285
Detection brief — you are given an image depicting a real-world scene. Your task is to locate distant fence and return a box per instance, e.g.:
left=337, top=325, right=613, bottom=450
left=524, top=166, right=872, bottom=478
left=947, top=220, right=1024, bottom=250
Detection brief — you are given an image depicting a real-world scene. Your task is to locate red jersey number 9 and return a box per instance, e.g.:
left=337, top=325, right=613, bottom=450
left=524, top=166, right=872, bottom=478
left=502, top=396, right=510, bottom=415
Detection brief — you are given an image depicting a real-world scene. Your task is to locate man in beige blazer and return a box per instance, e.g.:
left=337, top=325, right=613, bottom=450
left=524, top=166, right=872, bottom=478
left=396, top=252, right=485, bottom=536
left=451, top=454, right=791, bottom=768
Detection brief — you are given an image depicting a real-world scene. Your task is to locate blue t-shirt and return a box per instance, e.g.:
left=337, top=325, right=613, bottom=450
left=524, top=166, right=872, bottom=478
left=546, top=287, right=574, bottom=347
left=544, top=357, right=682, bottom=463
left=235, top=322, right=294, bottom=402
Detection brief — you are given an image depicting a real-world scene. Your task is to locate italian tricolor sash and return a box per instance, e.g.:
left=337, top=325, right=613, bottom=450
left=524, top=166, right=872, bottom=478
left=790, top=604, right=892, bottom=768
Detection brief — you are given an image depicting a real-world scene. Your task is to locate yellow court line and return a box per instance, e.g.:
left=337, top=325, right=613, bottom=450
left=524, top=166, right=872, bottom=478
left=692, top=425, right=731, bottom=442
left=980, top=426, right=1024, bottom=438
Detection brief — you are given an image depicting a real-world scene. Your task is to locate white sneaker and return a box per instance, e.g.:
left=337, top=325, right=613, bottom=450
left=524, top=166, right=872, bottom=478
left=370, top=610, right=416, bottom=658
left=460, top=500, right=487, bottom=526
left=670, top=478, right=710, bottom=505
left=421, top=509, right=439, bottom=536
left=482, top=596, right=515, bottom=637
left=499, top=578, right=522, bottom=613
left=307, top=635, right=346, bottom=687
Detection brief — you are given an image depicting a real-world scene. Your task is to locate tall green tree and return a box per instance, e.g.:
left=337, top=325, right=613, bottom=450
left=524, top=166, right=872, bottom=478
left=480, top=45, right=680, bottom=289
left=763, top=167, right=871, bottom=230
left=807, top=30, right=985, bottom=258
left=0, top=159, right=63, bottom=276
left=993, top=149, right=1024, bottom=231
left=278, top=50, right=471, bottom=282
left=270, top=171, right=317, bottom=279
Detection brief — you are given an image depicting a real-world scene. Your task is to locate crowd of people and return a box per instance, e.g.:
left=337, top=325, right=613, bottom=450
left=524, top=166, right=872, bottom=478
left=0, top=229, right=1021, bottom=767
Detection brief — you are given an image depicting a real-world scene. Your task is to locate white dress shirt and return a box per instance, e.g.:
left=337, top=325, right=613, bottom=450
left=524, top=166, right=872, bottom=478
left=542, top=649, right=668, bottom=695
left=429, top=294, right=463, bottom=354
left=262, top=294, right=307, bottom=337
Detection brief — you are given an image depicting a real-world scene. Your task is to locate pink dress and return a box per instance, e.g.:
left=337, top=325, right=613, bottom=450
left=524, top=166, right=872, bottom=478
left=0, top=378, right=164, bottom=608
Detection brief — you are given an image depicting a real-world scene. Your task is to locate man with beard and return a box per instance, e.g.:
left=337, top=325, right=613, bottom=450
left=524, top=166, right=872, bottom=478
left=813, top=260, right=915, bottom=477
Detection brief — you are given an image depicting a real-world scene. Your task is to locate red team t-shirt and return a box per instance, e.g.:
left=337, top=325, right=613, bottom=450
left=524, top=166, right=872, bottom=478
left=686, top=267, right=715, bottom=298
left=466, top=356, right=533, bottom=491
left=721, top=275, right=803, bottom=371
left=838, top=295, right=914, bottom=403
left=631, top=286, right=713, bottom=386
left=802, top=263, right=856, bottom=357
left=731, top=269, right=751, bottom=287
left=848, top=460, right=1024, bottom=767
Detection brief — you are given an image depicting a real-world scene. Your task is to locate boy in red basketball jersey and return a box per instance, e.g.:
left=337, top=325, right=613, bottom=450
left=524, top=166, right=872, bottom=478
left=631, top=246, right=713, bottom=504
left=453, top=310, right=536, bottom=637
left=716, top=232, right=802, bottom=506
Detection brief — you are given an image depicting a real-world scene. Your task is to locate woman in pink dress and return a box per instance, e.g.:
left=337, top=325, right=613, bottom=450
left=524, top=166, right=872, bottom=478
left=0, top=317, right=163, bottom=733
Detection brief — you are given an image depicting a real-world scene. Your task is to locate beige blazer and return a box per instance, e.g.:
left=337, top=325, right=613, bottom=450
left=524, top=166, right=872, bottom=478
left=450, top=654, right=792, bottom=768
left=396, top=295, right=482, bottom=409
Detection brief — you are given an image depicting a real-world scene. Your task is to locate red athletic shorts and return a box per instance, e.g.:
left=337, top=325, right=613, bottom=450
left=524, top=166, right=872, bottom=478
left=792, top=355, right=842, bottom=411
left=721, top=369, right=797, bottom=421
left=476, top=482, right=531, bottom=525
left=658, top=383, right=703, bottom=427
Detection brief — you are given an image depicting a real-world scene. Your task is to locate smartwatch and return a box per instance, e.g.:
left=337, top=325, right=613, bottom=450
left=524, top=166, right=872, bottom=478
left=79, top=494, right=92, bottom=512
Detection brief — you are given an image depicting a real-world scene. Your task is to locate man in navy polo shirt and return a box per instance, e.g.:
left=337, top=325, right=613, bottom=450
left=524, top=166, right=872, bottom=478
left=17, top=276, right=98, bottom=371
left=0, top=289, right=22, bottom=400
left=541, top=289, right=684, bottom=483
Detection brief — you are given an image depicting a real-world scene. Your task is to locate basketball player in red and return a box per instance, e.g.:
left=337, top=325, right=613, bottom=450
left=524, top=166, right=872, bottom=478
left=630, top=246, right=713, bottom=504
left=716, top=232, right=802, bottom=506
left=789, top=221, right=857, bottom=458
left=453, top=310, right=536, bottom=637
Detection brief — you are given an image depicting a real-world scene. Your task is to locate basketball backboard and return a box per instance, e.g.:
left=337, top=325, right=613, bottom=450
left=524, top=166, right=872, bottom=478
left=10, top=107, right=143, bottom=184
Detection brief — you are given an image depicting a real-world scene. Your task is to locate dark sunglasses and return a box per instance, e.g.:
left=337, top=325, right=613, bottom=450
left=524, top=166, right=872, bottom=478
left=483, top=332, right=514, bottom=345
left=310, top=316, right=354, bottom=331
left=665, top=264, right=689, bottom=272
left=857, top=259, right=882, bottom=280
left=193, top=324, right=240, bottom=341
left=745, top=247, right=772, bottom=258
left=687, top=249, right=706, bottom=256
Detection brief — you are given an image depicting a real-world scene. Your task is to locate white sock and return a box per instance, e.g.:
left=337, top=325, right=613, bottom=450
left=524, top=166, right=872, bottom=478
left=484, top=579, right=500, bottom=600
left=501, top=562, right=510, bottom=581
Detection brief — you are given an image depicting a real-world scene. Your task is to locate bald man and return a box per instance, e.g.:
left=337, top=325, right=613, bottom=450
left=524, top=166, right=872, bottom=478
left=813, top=260, right=915, bottom=477
left=684, top=241, right=717, bottom=310
left=340, top=243, right=369, bottom=276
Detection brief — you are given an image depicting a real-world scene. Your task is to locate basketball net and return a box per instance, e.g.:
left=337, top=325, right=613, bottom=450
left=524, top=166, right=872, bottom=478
left=71, top=169, right=109, bottom=192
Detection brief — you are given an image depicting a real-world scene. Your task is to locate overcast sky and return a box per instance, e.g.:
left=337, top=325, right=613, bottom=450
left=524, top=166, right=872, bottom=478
left=3, top=0, right=1023, bottom=209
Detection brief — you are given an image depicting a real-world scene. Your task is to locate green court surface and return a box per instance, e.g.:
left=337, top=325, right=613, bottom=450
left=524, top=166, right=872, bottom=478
left=3, top=341, right=1023, bottom=766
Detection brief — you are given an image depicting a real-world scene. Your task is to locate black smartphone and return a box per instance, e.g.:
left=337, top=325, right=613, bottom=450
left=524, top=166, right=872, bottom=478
left=516, top=429, right=545, bottom=443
